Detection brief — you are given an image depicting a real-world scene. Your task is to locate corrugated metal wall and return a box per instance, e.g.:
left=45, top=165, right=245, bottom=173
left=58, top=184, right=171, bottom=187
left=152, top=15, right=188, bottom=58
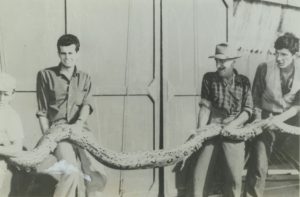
left=231, top=0, right=300, bottom=83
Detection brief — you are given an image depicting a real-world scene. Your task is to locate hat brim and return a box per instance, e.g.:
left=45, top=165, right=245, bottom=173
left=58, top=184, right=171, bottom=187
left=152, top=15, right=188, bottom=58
left=208, top=54, right=241, bottom=60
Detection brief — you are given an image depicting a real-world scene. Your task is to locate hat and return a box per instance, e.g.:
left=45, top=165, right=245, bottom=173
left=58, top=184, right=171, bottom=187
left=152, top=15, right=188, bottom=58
left=209, top=43, right=241, bottom=60
left=0, top=72, right=16, bottom=91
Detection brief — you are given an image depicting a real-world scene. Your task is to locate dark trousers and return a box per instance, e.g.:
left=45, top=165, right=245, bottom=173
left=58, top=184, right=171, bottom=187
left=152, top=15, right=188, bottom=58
left=244, top=110, right=279, bottom=197
left=244, top=130, right=275, bottom=197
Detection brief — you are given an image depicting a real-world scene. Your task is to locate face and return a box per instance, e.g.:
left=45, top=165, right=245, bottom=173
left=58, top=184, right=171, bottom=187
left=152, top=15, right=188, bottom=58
left=58, top=44, right=78, bottom=68
left=0, top=91, right=13, bottom=108
left=215, top=59, right=235, bottom=78
left=275, top=48, right=294, bottom=68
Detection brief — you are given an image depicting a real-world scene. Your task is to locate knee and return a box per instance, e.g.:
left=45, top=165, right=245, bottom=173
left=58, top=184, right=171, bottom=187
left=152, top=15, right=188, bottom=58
left=63, top=171, right=79, bottom=180
left=88, top=191, right=104, bottom=197
left=228, top=174, right=242, bottom=190
left=257, top=165, right=268, bottom=178
left=45, top=160, right=80, bottom=179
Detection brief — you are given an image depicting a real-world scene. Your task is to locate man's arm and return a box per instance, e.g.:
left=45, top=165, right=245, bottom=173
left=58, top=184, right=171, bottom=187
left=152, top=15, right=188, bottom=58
left=197, top=105, right=211, bottom=129
left=72, top=75, right=94, bottom=131
left=38, top=116, right=49, bottom=134
left=36, top=71, right=50, bottom=134
left=197, top=73, right=212, bottom=129
left=0, top=115, right=24, bottom=157
left=224, top=111, right=249, bottom=128
left=0, top=139, right=22, bottom=157
left=252, top=63, right=267, bottom=120
left=74, top=104, right=90, bottom=126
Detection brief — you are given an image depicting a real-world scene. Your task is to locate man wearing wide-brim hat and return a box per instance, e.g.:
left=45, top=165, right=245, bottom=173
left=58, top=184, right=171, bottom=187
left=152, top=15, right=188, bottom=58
left=186, top=43, right=253, bottom=197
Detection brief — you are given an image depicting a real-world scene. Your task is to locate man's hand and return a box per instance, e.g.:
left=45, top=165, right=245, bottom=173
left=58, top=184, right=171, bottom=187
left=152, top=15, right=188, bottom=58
left=262, top=114, right=280, bottom=131
left=262, top=117, right=280, bottom=131
left=8, top=151, right=23, bottom=158
left=71, top=119, right=84, bottom=133
left=221, top=120, right=240, bottom=136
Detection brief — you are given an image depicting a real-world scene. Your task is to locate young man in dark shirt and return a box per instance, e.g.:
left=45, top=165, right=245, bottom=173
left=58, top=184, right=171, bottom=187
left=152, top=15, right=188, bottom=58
left=36, top=34, right=106, bottom=197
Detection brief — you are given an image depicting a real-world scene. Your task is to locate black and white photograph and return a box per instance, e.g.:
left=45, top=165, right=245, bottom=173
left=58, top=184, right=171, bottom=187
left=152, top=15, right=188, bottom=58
left=0, top=0, right=299, bottom=196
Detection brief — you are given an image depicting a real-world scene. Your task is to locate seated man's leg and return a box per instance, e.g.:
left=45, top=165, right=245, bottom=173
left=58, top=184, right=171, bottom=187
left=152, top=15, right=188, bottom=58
left=78, top=149, right=107, bottom=197
left=222, top=140, right=245, bottom=197
left=244, top=131, right=274, bottom=197
left=185, top=139, right=218, bottom=197
left=54, top=142, right=82, bottom=197
left=0, top=161, right=12, bottom=197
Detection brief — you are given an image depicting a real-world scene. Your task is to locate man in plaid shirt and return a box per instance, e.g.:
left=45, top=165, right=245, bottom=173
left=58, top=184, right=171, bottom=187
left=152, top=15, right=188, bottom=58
left=187, top=43, right=253, bottom=197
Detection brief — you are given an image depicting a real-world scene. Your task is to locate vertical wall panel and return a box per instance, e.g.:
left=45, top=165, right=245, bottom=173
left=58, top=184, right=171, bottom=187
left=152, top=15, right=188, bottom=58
left=67, top=0, right=160, bottom=196
left=0, top=0, right=65, bottom=90
left=163, top=0, right=227, bottom=196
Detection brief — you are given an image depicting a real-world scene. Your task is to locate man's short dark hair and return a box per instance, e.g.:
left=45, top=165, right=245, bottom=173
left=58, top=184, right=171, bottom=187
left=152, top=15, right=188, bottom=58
left=57, top=34, right=80, bottom=52
left=274, top=32, right=299, bottom=55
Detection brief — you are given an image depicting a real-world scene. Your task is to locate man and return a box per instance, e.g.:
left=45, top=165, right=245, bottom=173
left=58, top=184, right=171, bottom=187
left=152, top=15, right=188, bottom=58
left=36, top=34, right=106, bottom=197
left=187, top=43, right=253, bottom=197
left=244, top=32, right=300, bottom=197
left=0, top=72, right=24, bottom=196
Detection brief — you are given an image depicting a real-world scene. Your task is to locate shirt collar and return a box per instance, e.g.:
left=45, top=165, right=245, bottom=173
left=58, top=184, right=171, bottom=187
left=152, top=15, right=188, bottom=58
left=57, top=63, right=78, bottom=78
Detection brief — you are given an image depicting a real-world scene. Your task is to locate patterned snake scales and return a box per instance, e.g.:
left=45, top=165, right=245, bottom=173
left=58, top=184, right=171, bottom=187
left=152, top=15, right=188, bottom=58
left=9, top=106, right=300, bottom=170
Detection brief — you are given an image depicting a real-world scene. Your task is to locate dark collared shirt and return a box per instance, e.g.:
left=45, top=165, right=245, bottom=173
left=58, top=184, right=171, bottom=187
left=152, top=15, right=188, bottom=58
left=36, top=64, right=93, bottom=124
left=200, top=70, right=253, bottom=118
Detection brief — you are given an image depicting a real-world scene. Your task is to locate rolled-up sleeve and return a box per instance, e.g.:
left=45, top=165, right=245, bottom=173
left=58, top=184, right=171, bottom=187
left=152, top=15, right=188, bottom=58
left=36, top=71, right=49, bottom=118
left=200, top=73, right=212, bottom=108
left=82, top=75, right=94, bottom=114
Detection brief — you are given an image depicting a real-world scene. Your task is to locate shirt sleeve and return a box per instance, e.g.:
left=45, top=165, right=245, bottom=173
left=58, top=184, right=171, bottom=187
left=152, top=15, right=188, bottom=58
left=242, top=77, right=254, bottom=118
left=36, top=71, right=49, bottom=118
left=252, top=63, right=267, bottom=109
left=199, top=73, right=212, bottom=108
left=293, top=91, right=300, bottom=106
left=82, top=75, right=94, bottom=114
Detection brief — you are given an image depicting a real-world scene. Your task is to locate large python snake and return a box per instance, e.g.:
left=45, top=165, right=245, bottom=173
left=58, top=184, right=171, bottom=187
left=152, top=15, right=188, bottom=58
left=9, top=107, right=300, bottom=170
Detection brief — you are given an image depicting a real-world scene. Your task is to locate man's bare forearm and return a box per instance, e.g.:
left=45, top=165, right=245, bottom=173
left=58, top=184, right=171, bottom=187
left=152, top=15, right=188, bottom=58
left=38, top=116, right=49, bottom=134
left=230, top=111, right=249, bottom=127
left=197, top=106, right=211, bottom=129
left=76, top=104, right=90, bottom=124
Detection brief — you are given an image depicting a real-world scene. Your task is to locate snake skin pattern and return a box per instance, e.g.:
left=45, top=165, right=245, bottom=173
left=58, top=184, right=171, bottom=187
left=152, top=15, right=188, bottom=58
left=9, top=108, right=300, bottom=170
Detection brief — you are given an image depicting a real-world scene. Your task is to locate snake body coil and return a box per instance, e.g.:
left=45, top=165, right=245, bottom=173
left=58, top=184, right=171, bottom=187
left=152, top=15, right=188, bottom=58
left=9, top=108, right=300, bottom=170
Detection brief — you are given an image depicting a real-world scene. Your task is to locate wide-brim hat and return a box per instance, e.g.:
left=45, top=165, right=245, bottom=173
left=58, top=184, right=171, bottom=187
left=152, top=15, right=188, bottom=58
left=0, top=72, right=16, bottom=91
left=209, top=43, right=241, bottom=60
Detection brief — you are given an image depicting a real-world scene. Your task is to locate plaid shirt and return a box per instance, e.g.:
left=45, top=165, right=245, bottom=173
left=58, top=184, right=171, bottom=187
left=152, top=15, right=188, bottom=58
left=200, top=70, right=253, bottom=118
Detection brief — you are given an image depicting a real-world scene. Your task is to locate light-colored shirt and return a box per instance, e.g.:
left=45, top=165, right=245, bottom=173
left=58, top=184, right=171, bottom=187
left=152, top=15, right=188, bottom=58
left=0, top=106, right=24, bottom=145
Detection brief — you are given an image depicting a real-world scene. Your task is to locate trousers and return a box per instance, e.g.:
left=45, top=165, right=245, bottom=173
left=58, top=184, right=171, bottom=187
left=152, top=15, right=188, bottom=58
left=186, top=137, right=245, bottom=197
